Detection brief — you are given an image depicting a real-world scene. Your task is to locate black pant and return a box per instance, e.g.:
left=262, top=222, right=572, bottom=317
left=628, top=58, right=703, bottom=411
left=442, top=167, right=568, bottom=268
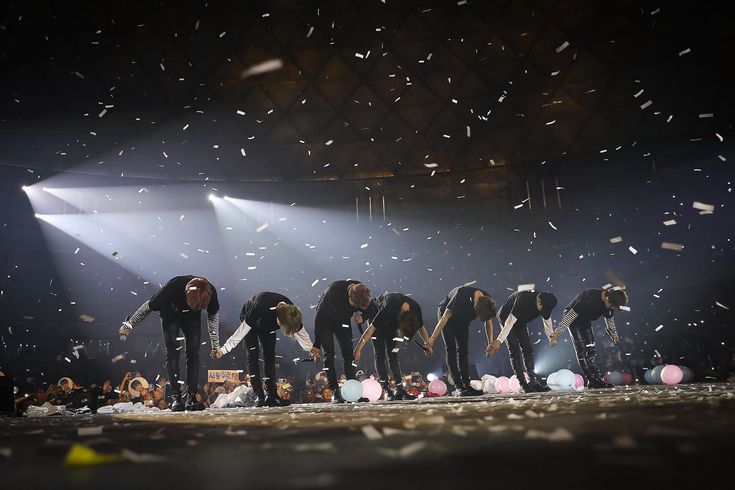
left=314, top=310, right=356, bottom=390
left=245, top=327, right=277, bottom=398
left=438, top=306, right=470, bottom=389
left=505, top=322, right=536, bottom=384
left=569, top=320, right=604, bottom=380
left=373, top=331, right=402, bottom=387
left=161, top=313, right=201, bottom=395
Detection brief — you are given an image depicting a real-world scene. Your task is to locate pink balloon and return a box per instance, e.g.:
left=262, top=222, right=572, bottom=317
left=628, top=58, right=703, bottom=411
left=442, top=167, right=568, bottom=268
left=494, top=376, right=510, bottom=394
left=361, top=378, right=383, bottom=402
left=428, top=379, right=447, bottom=396
left=574, top=373, right=585, bottom=388
left=621, top=372, right=633, bottom=385
left=661, top=364, right=683, bottom=385
left=508, top=375, right=521, bottom=393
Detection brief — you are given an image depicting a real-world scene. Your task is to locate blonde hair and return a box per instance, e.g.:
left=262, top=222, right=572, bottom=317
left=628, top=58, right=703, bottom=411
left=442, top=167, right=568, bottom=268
left=276, top=303, right=302, bottom=336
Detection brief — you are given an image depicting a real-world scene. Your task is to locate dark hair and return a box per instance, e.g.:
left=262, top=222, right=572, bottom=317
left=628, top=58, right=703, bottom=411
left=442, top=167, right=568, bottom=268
left=606, top=289, right=628, bottom=308
left=348, top=283, right=372, bottom=309
left=397, top=310, right=420, bottom=339
left=185, top=277, right=213, bottom=311
left=474, top=295, right=497, bottom=321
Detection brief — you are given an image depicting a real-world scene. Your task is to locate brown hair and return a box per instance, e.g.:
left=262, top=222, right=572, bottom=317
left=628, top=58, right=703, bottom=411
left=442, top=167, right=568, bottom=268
left=474, top=295, right=497, bottom=321
left=606, top=289, right=628, bottom=308
left=348, top=283, right=372, bottom=309
left=397, top=310, right=420, bottom=339
left=185, top=277, right=212, bottom=311
left=276, top=303, right=302, bottom=336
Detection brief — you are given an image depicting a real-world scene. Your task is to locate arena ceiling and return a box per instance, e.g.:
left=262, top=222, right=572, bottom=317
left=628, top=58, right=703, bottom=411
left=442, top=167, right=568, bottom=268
left=0, top=0, right=732, bottom=183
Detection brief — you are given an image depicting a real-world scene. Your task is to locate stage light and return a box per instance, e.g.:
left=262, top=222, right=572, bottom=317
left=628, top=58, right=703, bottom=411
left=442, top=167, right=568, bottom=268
left=34, top=213, right=40, bottom=218
left=42, top=187, right=49, bottom=192
left=208, top=194, right=216, bottom=202
left=223, top=195, right=230, bottom=201
left=21, top=186, right=29, bottom=192
left=427, top=373, right=438, bottom=382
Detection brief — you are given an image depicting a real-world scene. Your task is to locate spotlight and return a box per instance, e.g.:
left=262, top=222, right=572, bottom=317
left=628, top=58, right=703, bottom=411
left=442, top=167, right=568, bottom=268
left=208, top=194, right=216, bottom=202
left=21, top=186, right=29, bottom=192
left=34, top=213, right=40, bottom=218
left=426, top=373, right=438, bottom=382
left=42, top=187, right=49, bottom=192
left=223, top=195, right=230, bottom=201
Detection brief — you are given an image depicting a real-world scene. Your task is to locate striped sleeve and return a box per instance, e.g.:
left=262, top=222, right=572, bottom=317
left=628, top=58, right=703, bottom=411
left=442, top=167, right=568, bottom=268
left=207, top=312, right=220, bottom=348
left=553, top=309, right=578, bottom=336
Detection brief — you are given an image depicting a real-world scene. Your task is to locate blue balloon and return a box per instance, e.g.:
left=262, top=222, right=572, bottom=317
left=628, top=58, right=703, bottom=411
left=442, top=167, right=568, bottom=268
left=556, top=369, right=576, bottom=390
left=341, top=379, right=363, bottom=402
left=679, top=366, right=694, bottom=383
left=651, top=365, right=665, bottom=384
left=606, top=370, right=623, bottom=385
left=643, top=369, right=656, bottom=384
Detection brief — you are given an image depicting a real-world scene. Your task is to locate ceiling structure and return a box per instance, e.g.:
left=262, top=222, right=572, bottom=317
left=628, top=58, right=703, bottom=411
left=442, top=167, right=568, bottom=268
left=0, top=0, right=731, bottom=184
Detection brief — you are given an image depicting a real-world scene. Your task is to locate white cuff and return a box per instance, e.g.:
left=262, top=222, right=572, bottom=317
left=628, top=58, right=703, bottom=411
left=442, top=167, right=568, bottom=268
left=294, top=327, right=313, bottom=351
left=496, top=313, right=517, bottom=344
left=220, top=320, right=251, bottom=355
left=542, top=317, right=554, bottom=337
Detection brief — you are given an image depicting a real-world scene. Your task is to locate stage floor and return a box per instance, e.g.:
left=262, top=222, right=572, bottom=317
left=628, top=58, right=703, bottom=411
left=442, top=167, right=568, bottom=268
left=2, top=384, right=734, bottom=489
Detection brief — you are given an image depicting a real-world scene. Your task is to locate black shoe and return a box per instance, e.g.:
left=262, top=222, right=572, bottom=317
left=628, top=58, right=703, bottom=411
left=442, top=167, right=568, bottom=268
left=264, top=395, right=291, bottom=407
left=170, top=394, right=185, bottom=412
left=384, top=390, right=396, bottom=401
left=184, top=393, right=205, bottom=411
left=394, top=388, right=417, bottom=401
left=357, top=397, right=369, bottom=403
left=255, top=396, right=266, bottom=408
left=458, top=388, right=483, bottom=397
left=331, top=388, right=346, bottom=404
left=587, top=377, right=613, bottom=389
left=524, top=380, right=551, bottom=393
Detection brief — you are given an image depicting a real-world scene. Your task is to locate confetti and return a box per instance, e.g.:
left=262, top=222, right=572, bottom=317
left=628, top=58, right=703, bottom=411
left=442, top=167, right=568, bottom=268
left=692, top=201, right=714, bottom=212
left=241, top=59, right=283, bottom=78
left=661, top=242, right=684, bottom=251
left=255, top=223, right=269, bottom=233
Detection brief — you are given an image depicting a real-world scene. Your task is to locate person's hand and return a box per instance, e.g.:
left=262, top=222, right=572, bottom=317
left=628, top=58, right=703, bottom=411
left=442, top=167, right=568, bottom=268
left=211, top=347, right=224, bottom=359
left=354, top=314, right=364, bottom=325
left=309, top=347, right=321, bottom=361
left=485, top=340, right=501, bottom=357
left=548, top=331, right=558, bottom=347
left=423, top=343, right=433, bottom=356
left=353, top=348, right=361, bottom=363
left=124, top=372, right=132, bottom=380
left=119, top=321, right=132, bottom=339
left=426, top=337, right=435, bottom=349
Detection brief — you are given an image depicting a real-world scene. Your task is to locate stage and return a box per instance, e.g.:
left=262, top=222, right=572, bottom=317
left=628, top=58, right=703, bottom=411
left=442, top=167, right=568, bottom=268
left=2, top=384, right=734, bottom=489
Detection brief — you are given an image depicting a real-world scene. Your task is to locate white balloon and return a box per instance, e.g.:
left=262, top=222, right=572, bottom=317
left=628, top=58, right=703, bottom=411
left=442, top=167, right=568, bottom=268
left=555, top=369, right=576, bottom=390
left=482, top=375, right=498, bottom=394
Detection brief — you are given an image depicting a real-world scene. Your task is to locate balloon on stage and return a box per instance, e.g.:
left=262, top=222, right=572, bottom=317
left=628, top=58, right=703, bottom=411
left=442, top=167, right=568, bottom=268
left=680, top=365, right=694, bottom=383
left=341, top=379, right=363, bottom=402
left=574, top=373, right=585, bottom=389
left=621, top=371, right=633, bottom=385
left=494, top=376, right=510, bottom=394
left=605, top=371, right=623, bottom=386
left=555, top=369, right=576, bottom=390
left=651, top=365, right=665, bottom=384
left=428, top=379, right=447, bottom=396
left=361, top=379, right=382, bottom=402
left=661, top=365, right=683, bottom=385
left=508, top=375, right=521, bottom=393
left=547, top=371, right=559, bottom=390
left=481, top=375, right=498, bottom=394
left=643, top=368, right=656, bottom=384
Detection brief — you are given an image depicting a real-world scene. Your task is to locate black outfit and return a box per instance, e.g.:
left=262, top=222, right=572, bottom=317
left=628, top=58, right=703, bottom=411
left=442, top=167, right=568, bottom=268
left=559, top=289, right=615, bottom=387
left=438, top=286, right=490, bottom=391
left=365, top=293, right=423, bottom=399
left=497, top=291, right=548, bottom=391
left=149, top=275, right=219, bottom=397
left=240, top=292, right=292, bottom=400
left=313, top=280, right=362, bottom=392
